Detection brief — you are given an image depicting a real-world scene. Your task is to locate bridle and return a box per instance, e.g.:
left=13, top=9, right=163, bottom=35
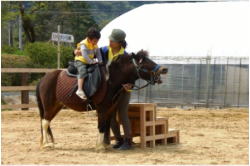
left=131, top=56, right=161, bottom=91
left=111, top=54, right=162, bottom=104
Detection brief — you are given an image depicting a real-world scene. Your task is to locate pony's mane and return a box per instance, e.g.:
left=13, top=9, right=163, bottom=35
left=113, top=49, right=149, bottom=62
left=136, top=50, right=149, bottom=58
left=109, top=49, right=150, bottom=69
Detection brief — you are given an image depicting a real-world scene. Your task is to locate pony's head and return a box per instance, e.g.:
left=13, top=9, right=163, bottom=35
left=109, top=50, right=168, bottom=85
left=130, top=50, right=168, bottom=84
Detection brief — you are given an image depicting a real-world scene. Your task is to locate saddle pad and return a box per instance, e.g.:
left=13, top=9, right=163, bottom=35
left=56, top=70, right=87, bottom=111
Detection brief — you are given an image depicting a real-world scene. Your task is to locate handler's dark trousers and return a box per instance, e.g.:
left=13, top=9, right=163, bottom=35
left=104, top=91, right=131, bottom=144
left=111, top=91, right=131, bottom=139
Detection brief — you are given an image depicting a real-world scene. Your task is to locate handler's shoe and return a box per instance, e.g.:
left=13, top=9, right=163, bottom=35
left=112, top=138, right=124, bottom=149
left=118, top=138, right=132, bottom=150
left=76, top=90, right=86, bottom=99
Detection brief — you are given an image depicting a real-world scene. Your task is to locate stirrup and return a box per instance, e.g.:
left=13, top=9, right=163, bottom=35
left=86, top=103, right=93, bottom=111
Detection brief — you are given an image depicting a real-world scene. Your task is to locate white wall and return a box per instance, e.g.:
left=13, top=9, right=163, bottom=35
left=99, top=2, right=250, bottom=64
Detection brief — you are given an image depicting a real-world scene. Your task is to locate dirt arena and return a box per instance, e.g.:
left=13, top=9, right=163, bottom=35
left=1, top=107, right=248, bottom=164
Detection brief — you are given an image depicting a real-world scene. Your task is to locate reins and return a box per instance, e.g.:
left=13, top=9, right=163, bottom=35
left=111, top=55, right=161, bottom=104
left=130, top=57, right=161, bottom=91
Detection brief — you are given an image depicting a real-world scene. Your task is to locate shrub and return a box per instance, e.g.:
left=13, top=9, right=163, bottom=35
left=61, top=45, right=74, bottom=68
left=24, top=42, right=74, bottom=68
left=1, top=42, right=74, bottom=86
left=1, top=45, right=25, bottom=55
left=1, top=54, right=31, bottom=86
left=24, top=42, right=57, bottom=68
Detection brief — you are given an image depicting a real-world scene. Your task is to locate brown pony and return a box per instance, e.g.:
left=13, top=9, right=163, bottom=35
left=36, top=50, right=168, bottom=150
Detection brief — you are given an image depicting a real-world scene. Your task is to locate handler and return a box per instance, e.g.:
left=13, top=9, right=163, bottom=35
left=100, top=29, right=133, bottom=150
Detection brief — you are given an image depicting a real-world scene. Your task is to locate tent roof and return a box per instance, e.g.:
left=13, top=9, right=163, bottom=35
left=99, top=2, right=249, bottom=64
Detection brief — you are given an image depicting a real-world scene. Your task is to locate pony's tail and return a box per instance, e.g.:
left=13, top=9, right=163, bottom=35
left=36, top=80, right=44, bottom=119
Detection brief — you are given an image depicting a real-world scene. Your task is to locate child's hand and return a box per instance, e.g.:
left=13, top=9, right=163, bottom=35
left=122, top=83, right=133, bottom=92
left=92, top=59, right=99, bottom=64
left=74, top=49, right=81, bottom=56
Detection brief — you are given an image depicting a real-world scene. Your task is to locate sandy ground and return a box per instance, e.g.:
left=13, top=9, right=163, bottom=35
left=1, top=107, right=249, bottom=165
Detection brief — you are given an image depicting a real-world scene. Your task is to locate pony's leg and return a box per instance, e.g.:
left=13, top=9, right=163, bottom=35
left=41, top=119, right=52, bottom=148
left=96, top=132, right=105, bottom=151
left=96, top=121, right=105, bottom=151
left=46, top=104, right=63, bottom=146
left=96, top=112, right=111, bottom=151
left=41, top=104, right=63, bottom=149
left=47, top=126, right=54, bottom=143
left=96, top=111, right=106, bottom=151
left=104, top=119, right=111, bottom=149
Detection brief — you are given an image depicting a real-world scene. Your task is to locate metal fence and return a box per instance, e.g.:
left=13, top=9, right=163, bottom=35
left=130, top=56, right=249, bottom=108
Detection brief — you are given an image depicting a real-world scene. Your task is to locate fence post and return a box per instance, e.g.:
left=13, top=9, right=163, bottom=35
left=193, top=63, right=198, bottom=105
left=223, top=57, right=229, bottom=107
left=206, top=56, right=211, bottom=108
left=211, top=58, right=216, bottom=106
left=21, top=73, right=29, bottom=110
left=181, top=64, right=184, bottom=107
left=197, top=59, right=202, bottom=103
left=237, top=58, right=242, bottom=107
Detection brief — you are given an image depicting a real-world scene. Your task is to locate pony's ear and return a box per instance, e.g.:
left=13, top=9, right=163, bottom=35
left=131, top=52, right=136, bottom=58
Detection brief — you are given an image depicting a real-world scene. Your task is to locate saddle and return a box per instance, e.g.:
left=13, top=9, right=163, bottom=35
left=66, top=61, right=102, bottom=98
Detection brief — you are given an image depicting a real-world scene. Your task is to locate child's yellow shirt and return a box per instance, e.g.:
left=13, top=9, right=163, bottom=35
left=75, top=38, right=98, bottom=64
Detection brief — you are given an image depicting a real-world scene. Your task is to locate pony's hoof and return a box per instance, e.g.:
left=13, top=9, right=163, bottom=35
left=103, top=143, right=111, bottom=149
left=95, top=143, right=107, bottom=152
left=40, top=143, right=54, bottom=149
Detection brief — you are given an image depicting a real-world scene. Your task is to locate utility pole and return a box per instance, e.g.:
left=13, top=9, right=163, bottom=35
left=8, top=21, right=13, bottom=46
left=57, top=25, right=61, bottom=69
left=19, top=14, right=23, bottom=50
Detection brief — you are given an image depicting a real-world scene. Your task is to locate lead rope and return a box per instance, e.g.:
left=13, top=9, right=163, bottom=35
left=86, top=103, right=92, bottom=116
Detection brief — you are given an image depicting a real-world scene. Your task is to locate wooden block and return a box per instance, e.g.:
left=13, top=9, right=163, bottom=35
left=146, top=140, right=155, bottom=148
left=139, top=103, right=156, bottom=148
left=129, top=103, right=156, bottom=122
left=167, top=129, right=180, bottom=144
left=145, top=134, right=166, bottom=141
left=140, top=105, right=146, bottom=148
left=145, top=121, right=154, bottom=126
left=129, top=103, right=156, bottom=107
left=155, top=124, right=165, bottom=135
left=154, top=121, right=168, bottom=145
left=115, top=103, right=180, bottom=148
left=145, top=110, right=154, bottom=121
left=130, top=119, right=140, bottom=136
left=145, top=126, right=154, bottom=136
left=156, top=117, right=169, bottom=121
left=155, top=139, right=166, bottom=145
left=168, top=129, right=178, bottom=137
left=128, top=111, right=140, bottom=118
left=156, top=117, right=169, bottom=134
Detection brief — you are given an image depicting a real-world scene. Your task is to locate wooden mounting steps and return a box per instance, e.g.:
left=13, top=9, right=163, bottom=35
left=112, top=103, right=180, bottom=148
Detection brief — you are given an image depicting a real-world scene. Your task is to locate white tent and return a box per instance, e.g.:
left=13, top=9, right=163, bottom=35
left=99, top=2, right=249, bottom=64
